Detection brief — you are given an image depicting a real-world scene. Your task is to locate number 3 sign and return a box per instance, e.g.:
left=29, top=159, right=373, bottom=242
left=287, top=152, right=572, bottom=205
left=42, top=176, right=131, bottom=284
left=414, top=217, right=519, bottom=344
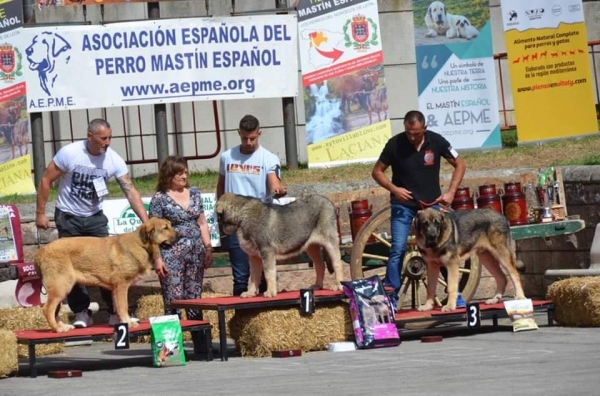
left=467, top=302, right=481, bottom=329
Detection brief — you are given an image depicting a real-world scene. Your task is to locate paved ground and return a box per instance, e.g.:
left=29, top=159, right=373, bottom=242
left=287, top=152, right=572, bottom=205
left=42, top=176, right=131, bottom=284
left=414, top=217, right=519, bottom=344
left=3, top=314, right=600, bottom=395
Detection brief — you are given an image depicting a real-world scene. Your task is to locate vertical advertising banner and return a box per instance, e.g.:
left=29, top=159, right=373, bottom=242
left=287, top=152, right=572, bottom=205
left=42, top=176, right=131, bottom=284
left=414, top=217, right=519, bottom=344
left=0, top=0, right=34, bottom=197
left=37, top=0, right=177, bottom=5
left=412, top=0, right=501, bottom=149
left=500, top=0, right=597, bottom=143
left=296, top=0, right=391, bottom=168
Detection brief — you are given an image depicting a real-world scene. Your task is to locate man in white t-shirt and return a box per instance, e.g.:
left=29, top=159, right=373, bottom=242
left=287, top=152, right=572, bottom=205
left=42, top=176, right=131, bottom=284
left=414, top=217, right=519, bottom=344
left=216, top=114, right=287, bottom=296
left=35, top=118, right=149, bottom=328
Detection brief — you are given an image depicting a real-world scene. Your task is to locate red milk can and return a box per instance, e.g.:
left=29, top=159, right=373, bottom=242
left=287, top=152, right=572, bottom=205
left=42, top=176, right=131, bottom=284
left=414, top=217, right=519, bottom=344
left=451, top=187, right=475, bottom=211
left=502, top=181, right=528, bottom=226
left=476, top=184, right=502, bottom=214
left=348, top=199, right=375, bottom=244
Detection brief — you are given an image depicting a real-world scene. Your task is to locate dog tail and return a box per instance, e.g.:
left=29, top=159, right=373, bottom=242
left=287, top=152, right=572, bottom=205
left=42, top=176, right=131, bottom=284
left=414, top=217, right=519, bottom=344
left=323, top=248, right=335, bottom=274
left=515, top=259, right=526, bottom=273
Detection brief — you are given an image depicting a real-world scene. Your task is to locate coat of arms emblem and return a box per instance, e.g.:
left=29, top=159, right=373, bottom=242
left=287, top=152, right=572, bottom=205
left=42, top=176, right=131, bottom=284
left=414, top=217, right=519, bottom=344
left=343, top=14, right=379, bottom=51
left=0, top=43, right=22, bottom=81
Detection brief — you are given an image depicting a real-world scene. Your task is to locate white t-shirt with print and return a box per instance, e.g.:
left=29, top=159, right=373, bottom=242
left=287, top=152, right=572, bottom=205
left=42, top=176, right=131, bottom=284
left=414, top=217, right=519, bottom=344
left=53, top=141, right=129, bottom=217
left=219, top=145, right=280, bottom=201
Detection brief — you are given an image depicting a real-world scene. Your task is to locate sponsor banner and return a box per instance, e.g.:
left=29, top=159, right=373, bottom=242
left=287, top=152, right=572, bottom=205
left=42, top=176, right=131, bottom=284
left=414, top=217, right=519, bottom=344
left=0, top=154, right=36, bottom=197
left=500, top=0, right=597, bottom=142
left=0, top=205, right=18, bottom=261
left=18, top=15, right=298, bottom=112
left=412, top=0, right=501, bottom=149
left=102, top=193, right=221, bottom=247
left=0, top=0, right=22, bottom=35
left=0, top=1, right=31, bottom=194
left=297, top=0, right=391, bottom=168
left=37, top=0, right=178, bottom=5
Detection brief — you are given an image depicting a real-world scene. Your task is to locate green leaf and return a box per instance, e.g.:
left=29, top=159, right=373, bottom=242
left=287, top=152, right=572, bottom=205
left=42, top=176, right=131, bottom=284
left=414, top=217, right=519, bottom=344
left=345, top=42, right=352, bottom=48
left=371, top=40, right=379, bottom=46
left=16, top=71, right=22, bottom=77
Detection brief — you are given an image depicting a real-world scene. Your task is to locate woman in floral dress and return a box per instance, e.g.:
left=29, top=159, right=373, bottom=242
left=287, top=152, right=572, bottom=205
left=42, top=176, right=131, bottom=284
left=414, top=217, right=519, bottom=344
left=149, top=155, right=213, bottom=352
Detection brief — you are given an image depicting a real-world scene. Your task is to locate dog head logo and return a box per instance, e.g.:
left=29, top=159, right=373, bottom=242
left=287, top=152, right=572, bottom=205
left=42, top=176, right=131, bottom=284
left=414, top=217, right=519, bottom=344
left=508, top=10, right=518, bottom=21
left=25, top=31, right=72, bottom=96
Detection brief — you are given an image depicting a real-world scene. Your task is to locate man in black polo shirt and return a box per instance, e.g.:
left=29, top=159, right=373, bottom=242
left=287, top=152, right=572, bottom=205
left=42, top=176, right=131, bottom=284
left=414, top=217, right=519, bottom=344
left=371, top=110, right=466, bottom=310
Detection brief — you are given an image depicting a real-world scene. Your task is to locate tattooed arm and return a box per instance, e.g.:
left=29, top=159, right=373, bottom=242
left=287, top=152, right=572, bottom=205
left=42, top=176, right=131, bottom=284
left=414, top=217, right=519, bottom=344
left=117, top=173, right=149, bottom=223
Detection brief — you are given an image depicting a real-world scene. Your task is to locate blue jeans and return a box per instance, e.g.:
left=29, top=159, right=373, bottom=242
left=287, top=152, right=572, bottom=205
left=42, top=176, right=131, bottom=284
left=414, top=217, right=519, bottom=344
left=228, top=234, right=267, bottom=296
left=385, top=203, right=418, bottom=310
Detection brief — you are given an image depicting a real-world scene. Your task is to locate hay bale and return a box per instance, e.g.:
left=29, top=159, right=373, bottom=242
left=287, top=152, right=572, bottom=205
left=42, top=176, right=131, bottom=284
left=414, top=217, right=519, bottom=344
left=547, top=276, right=600, bottom=326
left=0, top=330, right=18, bottom=378
left=229, top=302, right=353, bottom=358
left=0, top=306, right=68, bottom=357
left=133, top=292, right=233, bottom=343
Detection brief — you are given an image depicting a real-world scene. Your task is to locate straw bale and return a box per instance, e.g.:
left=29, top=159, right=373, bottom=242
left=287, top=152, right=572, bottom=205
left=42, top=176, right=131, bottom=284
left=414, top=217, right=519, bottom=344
left=133, top=292, right=233, bottom=343
left=229, top=302, right=353, bottom=358
left=0, top=306, right=68, bottom=357
left=0, top=330, right=18, bottom=378
left=547, top=277, right=600, bottom=326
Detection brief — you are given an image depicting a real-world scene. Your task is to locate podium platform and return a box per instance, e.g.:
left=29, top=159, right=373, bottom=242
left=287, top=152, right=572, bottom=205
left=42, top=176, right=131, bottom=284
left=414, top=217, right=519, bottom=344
left=170, top=289, right=347, bottom=361
left=15, top=319, right=211, bottom=378
left=395, top=300, right=554, bottom=328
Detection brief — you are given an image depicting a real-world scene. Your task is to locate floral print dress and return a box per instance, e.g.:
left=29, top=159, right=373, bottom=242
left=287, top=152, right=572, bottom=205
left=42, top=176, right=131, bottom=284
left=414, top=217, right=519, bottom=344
left=149, top=187, right=207, bottom=320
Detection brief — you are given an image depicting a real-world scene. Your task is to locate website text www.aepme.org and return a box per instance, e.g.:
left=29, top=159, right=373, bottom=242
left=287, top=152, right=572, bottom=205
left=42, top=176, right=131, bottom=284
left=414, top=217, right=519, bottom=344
left=517, top=78, right=586, bottom=93
left=120, top=78, right=256, bottom=99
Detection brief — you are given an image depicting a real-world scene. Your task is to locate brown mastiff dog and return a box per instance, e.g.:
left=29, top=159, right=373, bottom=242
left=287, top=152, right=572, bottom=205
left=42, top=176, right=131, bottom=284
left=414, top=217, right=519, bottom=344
left=35, top=218, right=176, bottom=332
left=415, top=208, right=526, bottom=312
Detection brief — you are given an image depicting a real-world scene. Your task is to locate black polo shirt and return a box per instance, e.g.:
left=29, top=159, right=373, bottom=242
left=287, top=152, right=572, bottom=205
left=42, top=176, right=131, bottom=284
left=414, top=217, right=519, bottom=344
left=378, top=130, right=458, bottom=209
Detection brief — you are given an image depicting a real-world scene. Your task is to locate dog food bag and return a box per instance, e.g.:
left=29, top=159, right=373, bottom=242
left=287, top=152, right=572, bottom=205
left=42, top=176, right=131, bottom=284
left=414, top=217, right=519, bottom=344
left=503, top=299, right=539, bottom=332
left=342, top=275, right=400, bottom=349
left=150, top=315, right=186, bottom=367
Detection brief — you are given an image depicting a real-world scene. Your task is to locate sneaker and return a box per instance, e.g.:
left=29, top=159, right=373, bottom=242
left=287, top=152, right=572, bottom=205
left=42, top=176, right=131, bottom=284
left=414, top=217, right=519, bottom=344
left=72, top=310, right=93, bottom=328
left=108, top=314, right=140, bottom=326
left=456, top=292, right=467, bottom=308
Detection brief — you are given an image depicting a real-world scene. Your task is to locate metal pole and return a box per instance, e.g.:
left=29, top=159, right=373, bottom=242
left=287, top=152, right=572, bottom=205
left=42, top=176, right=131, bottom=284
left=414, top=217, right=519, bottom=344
left=148, top=2, right=168, bottom=165
left=31, top=112, right=45, bottom=188
left=276, top=0, right=298, bottom=169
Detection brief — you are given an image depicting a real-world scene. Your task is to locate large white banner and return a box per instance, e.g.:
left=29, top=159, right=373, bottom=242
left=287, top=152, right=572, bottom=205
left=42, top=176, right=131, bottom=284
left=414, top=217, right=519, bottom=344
left=19, top=15, right=298, bottom=112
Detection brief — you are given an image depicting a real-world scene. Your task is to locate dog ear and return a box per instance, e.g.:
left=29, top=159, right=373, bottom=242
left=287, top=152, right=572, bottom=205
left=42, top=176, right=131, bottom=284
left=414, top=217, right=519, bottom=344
left=427, top=5, right=432, bottom=18
left=438, top=213, right=447, bottom=234
left=140, top=222, right=155, bottom=244
left=51, top=33, right=71, bottom=58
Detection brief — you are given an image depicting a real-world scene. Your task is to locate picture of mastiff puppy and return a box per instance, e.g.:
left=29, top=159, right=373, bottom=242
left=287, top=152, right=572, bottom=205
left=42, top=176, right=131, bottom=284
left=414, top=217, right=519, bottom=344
left=34, top=218, right=177, bottom=332
left=415, top=208, right=526, bottom=312
left=216, top=193, right=345, bottom=298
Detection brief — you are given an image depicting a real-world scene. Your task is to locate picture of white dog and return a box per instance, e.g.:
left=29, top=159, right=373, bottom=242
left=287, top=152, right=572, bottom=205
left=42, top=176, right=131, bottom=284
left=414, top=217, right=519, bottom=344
left=424, top=1, right=451, bottom=37
left=424, top=1, right=480, bottom=40
left=447, top=15, right=480, bottom=40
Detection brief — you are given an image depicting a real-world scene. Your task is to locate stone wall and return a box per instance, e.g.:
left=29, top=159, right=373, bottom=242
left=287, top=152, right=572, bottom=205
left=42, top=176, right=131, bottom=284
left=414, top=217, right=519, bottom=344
left=8, top=165, right=600, bottom=310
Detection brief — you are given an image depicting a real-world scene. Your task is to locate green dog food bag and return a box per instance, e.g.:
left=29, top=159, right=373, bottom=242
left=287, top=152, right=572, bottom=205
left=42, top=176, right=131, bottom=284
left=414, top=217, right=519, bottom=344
left=150, top=315, right=186, bottom=367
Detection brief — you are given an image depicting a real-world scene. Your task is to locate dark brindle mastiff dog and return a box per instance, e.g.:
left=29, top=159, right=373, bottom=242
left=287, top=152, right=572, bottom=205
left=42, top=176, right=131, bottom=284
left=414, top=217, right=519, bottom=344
left=415, top=208, right=526, bottom=312
left=216, top=193, right=344, bottom=298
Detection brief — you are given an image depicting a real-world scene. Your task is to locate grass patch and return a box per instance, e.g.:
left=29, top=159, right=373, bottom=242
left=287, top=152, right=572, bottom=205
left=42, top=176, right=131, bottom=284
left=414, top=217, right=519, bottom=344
left=2, top=132, right=599, bottom=205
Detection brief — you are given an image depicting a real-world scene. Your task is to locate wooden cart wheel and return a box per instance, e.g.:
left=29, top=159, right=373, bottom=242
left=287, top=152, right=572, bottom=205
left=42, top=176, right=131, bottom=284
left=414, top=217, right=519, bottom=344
left=349, top=204, right=482, bottom=307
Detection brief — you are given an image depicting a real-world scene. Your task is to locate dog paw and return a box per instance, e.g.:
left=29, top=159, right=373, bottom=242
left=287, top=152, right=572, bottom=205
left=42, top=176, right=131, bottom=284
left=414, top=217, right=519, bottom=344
left=129, top=320, right=140, bottom=328
left=309, top=284, right=324, bottom=290
left=240, top=291, right=256, bottom=298
left=441, top=304, right=456, bottom=312
left=263, top=290, right=277, bottom=298
left=485, top=296, right=502, bottom=304
left=417, top=302, right=434, bottom=312
left=328, top=284, right=343, bottom=292
left=55, top=324, right=75, bottom=333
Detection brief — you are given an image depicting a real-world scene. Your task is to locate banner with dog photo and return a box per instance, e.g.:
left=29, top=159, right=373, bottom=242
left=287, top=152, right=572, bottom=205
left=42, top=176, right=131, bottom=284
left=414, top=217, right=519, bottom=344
left=296, top=0, right=392, bottom=168
left=500, top=0, right=597, bottom=143
left=0, top=0, right=34, bottom=197
left=412, top=0, right=501, bottom=149
left=36, top=0, right=178, bottom=5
